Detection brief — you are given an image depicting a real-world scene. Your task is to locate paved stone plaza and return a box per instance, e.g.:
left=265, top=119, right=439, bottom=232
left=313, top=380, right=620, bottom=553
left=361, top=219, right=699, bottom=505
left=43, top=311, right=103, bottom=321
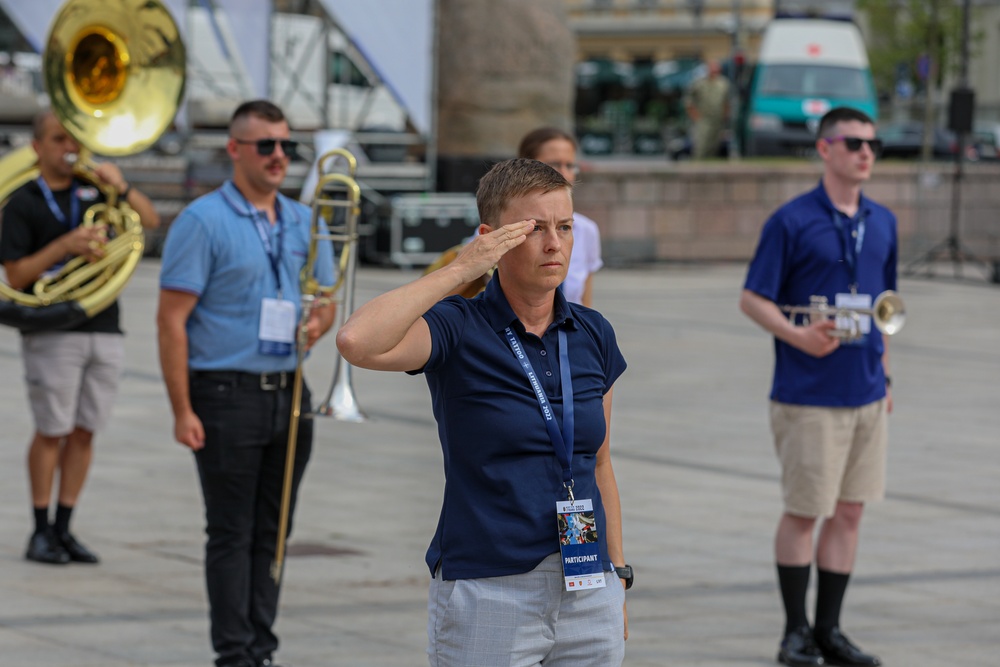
left=1, top=261, right=997, bottom=666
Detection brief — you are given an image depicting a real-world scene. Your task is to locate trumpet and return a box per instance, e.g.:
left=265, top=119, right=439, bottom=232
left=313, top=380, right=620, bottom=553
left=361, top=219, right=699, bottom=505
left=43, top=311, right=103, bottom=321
left=781, top=290, right=905, bottom=342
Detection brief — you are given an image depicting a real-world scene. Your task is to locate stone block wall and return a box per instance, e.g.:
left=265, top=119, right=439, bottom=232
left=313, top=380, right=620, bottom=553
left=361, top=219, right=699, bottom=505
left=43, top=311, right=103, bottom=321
left=573, top=161, right=1000, bottom=265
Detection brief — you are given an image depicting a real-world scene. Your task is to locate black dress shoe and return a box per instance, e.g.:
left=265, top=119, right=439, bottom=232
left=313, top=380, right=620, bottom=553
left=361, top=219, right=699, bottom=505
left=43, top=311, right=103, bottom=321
left=57, top=531, right=100, bottom=564
left=778, top=625, right=825, bottom=666
left=815, top=627, right=881, bottom=667
left=25, top=530, right=70, bottom=564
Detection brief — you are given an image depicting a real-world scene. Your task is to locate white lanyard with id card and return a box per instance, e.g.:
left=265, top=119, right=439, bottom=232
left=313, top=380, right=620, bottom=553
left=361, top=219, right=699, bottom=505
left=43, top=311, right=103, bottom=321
left=832, top=209, right=872, bottom=340
left=240, top=190, right=296, bottom=357
left=505, top=327, right=606, bottom=592
left=835, top=291, right=872, bottom=335
left=259, top=298, right=296, bottom=356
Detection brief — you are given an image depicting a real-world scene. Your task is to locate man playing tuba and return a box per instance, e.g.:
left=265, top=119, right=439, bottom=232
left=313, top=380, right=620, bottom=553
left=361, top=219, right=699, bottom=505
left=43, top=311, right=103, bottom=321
left=0, top=110, right=159, bottom=565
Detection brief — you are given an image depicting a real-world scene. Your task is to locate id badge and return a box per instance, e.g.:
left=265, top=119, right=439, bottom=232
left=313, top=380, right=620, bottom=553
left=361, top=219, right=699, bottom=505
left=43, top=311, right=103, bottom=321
left=258, top=298, right=296, bottom=356
left=556, top=498, right=606, bottom=591
left=835, top=292, right=872, bottom=336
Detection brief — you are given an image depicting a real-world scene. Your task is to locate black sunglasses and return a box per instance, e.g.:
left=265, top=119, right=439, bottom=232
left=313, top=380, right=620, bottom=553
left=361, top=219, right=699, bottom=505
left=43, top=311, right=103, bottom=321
left=233, top=137, right=298, bottom=158
left=824, top=136, right=883, bottom=156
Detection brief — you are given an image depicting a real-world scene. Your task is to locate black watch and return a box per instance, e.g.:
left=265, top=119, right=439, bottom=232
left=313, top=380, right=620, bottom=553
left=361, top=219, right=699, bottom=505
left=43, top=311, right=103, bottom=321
left=614, top=564, right=634, bottom=590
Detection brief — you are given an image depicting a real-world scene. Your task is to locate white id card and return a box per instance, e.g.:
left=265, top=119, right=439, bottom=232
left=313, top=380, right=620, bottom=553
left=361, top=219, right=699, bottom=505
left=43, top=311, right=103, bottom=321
left=258, top=298, right=296, bottom=356
left=557, top=498, right=607, bottom=591
left=835, top=292, right=872, bottom=335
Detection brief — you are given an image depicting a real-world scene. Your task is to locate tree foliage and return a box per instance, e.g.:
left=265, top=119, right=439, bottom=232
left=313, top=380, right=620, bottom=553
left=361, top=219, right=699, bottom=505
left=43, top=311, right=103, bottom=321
left=858, top=0, right=969, bottom=96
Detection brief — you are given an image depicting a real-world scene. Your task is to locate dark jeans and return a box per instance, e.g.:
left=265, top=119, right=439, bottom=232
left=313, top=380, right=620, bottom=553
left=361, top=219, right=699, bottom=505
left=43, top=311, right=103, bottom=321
left=190, top=371, right=313, bottom=667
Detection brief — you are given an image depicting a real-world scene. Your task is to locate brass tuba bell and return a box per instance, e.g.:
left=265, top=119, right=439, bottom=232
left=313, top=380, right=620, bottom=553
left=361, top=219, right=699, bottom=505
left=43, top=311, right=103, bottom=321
left=0, top=0, right=185, bottom=332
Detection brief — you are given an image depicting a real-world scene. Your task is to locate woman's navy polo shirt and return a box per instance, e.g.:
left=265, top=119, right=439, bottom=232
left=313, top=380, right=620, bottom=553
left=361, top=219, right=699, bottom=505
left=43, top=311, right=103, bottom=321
left=744, top=182, right=897, bottom=407
left=416, top=274, right=627, bottom=580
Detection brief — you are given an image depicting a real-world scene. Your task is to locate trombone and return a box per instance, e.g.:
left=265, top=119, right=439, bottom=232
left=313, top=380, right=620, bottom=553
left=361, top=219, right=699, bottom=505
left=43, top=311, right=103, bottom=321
left=781, top=290, right=906, bottom=342
left=271, top=148, right=364, bottom=584
left=308, top=150, right=367, bottom=423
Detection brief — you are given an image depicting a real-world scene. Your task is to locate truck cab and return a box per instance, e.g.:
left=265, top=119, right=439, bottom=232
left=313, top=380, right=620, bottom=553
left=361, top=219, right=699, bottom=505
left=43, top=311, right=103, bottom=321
left=742, top=19, right=878, bottom=157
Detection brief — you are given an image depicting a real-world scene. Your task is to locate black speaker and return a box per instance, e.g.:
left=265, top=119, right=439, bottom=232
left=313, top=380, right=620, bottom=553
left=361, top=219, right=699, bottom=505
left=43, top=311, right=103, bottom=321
left=947, top=87, right=975, bottom=134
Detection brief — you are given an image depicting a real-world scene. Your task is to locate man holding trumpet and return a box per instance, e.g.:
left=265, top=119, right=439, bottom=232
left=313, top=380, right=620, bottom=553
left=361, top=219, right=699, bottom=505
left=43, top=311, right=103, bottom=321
left=740, top=107, right=896, bottom=667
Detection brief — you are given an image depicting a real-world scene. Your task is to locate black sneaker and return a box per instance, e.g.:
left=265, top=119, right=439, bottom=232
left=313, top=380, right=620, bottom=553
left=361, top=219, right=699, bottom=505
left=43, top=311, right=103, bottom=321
left=25, top=530, right=70, bottom=565
left=778, top=625, right=825, bottom=666
left=57, top=531, right=100, bottom=564
left=814, top=627, right=881, bottom=667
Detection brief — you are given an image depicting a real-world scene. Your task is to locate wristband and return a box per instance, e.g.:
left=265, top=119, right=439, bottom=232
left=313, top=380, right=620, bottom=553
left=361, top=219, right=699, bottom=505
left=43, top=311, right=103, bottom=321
left=884, top=375, right=892, bottom=388
left=119, top=184, right=132, bottom=200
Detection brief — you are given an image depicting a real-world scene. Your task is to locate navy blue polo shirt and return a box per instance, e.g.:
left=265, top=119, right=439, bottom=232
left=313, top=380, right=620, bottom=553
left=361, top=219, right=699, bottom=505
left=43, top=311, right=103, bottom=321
left=744, top=181, right=897, bottom=407
left=416, top=274, right=627, bottom=580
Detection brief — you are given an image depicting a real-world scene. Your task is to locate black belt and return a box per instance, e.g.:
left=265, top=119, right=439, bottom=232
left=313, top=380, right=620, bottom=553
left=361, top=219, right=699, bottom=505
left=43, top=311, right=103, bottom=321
left=191, top=370, right=292, bottom=391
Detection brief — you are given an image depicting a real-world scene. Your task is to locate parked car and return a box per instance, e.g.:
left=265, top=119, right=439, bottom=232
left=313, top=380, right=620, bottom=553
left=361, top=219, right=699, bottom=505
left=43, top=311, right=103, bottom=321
left=971, top=122, right=1000, bottom=161
left=878, top=121, right=976, bottom=160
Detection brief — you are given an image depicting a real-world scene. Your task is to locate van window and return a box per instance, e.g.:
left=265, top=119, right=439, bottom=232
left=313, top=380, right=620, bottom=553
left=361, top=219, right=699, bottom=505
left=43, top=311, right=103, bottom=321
left=759, top=65, right=869, bottom=99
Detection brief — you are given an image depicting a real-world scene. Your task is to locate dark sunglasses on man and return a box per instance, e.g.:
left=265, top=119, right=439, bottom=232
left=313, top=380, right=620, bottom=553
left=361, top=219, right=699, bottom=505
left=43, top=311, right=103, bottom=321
left=823, top=135, right=883, bottom=157
left=233, top=137, right=299, bottom=159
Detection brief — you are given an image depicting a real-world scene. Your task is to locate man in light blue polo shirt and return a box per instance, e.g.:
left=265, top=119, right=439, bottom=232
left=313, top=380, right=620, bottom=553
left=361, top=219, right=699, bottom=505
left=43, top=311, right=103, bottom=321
left=157, top=100, right=335, bottom=667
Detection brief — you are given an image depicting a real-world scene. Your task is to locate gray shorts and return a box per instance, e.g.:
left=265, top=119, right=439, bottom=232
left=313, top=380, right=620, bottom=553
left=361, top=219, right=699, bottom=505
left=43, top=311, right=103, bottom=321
left=427, top=553, right=626, bottom=667
left=21, top=331, right=125, bottom=437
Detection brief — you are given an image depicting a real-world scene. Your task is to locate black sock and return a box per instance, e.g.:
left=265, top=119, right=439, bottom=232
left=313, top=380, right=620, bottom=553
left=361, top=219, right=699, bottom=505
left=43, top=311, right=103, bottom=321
left=815, top=568, right=851, bottom=634
left=53, top=503, right=74, bottom=535
left=33, top=507, right=50, bottom=535
left=777, top=563, right=812, bottom=635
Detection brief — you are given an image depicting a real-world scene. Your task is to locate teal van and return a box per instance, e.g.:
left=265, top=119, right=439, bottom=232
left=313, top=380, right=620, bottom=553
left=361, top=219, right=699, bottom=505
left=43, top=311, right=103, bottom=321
left=742, top=19, right=879, bottom=156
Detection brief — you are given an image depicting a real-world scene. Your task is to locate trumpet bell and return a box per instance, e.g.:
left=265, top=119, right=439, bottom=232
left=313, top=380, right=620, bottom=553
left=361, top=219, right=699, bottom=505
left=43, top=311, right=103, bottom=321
left=46, top=0, right=186, bottom=156
left=872, top=290, right=905, bottom=336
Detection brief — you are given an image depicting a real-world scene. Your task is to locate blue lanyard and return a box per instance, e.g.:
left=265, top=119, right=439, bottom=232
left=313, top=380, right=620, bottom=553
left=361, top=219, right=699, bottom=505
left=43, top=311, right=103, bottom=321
left=37, top=177, right=80, bottom=229
left=832, top=210, right=865, bottom=290
left=226, top=186, right=285, bottom=296
left=505, top=327, right=576, bottom=498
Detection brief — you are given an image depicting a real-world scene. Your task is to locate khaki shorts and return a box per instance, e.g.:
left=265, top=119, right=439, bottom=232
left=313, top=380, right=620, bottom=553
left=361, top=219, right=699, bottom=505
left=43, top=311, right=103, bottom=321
left=21, top=331, right=125, bottom=437
left=770, top=399, right=888, bottom=518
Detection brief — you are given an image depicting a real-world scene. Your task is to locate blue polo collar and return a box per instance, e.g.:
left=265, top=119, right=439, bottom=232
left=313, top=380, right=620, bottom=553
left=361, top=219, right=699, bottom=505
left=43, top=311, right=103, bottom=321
left=218, top=180, right=299, bottom=224
left=812, top=180, right=873, bottom=220
left=482, top=272, right=576, bottom=335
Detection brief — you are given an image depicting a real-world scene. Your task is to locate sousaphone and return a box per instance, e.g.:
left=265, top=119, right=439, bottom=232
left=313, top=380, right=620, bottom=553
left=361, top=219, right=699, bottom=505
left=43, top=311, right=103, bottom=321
left=0, top=0, right=185, bottom=331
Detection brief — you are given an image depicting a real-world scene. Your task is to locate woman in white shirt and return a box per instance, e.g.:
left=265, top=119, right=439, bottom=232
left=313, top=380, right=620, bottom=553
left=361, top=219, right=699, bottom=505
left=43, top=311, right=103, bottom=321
left=518, top=127, right=604, bottom=307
